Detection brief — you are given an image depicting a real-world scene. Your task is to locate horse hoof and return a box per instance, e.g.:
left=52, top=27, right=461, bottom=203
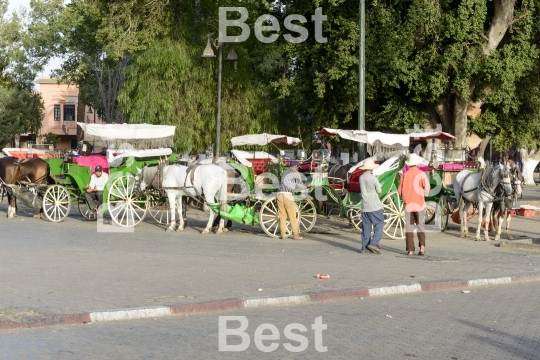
left=507, top=234, right=514, bottom=240
left=202, top=229, right=210, bottom=235
left=176, top=226, right=184, bottom=232
left=222, top=228, right=229, bottom=232
left=216, top=229, right=223, bottom=235
left=166, top=228, right=174, bottom=233
left=495, top=236, right=500, bottom=241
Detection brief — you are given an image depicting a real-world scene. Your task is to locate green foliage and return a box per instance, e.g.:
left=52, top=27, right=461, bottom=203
left=119, top=39, right=274, bottom=153
left=43, top=132, right=61, bottom=148
left=0, top=84, right=44, bottom=144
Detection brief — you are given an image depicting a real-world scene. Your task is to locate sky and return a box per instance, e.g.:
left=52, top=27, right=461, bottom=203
left=8, top=0, right=63, bottom=79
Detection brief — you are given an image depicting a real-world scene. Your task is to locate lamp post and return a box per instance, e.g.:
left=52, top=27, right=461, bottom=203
left=202, top=35, right=238, bottom=158
left=358, top=0, right=366, bottom=161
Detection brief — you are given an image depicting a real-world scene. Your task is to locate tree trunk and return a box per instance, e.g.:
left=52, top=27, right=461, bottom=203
left=477, top=135, right=491, bottom=167
left=520, top=147, right=540, bottom=185
left=483, top=0, right=518, bottom=55
left=453, top=93, right=469, bottom=148
left=434, top=101, right=452, bottom=133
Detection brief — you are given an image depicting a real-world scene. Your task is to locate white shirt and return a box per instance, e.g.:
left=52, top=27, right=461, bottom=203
left=89, top=173, right=109, bottom=191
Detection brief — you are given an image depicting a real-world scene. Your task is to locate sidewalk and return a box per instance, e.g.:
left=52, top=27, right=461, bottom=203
left=0, top=200, right=539, bottom=330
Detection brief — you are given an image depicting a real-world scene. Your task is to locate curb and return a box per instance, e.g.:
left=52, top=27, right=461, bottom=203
left=3, top=273, right=540, bottom=330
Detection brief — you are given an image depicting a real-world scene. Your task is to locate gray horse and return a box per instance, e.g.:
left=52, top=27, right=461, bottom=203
left=491, top=164, right=523, bottom=240
left=453, top=164, right=513, bottom=241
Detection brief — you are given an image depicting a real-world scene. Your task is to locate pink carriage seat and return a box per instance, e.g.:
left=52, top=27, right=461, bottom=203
left=438, top=163, right=464, bottom=171
left=402, top=164, right=433, bottom=173
left=246, top=158, right=273, bottom=175
left=72, top=155, right=109, bottom=174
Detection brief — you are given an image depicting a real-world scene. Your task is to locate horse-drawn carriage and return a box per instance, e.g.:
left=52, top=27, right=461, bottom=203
left=130, top=133, right=317, bottom=237
left=226, top=133, right=317, bottom=238
left=304, top=128, right=481, bottom=240
left=1, top=123, right=176, bottom=225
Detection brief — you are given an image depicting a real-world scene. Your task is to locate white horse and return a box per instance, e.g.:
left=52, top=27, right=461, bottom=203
left=453, top=164, right=513, bottom=241
left=134, top=164, right=228, bottom=234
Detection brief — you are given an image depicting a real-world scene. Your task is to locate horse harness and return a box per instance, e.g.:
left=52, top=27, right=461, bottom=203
left=13, top=159, right=48, bottom=185
left=147, top=162, right=204, bottom=204
left=459, top=166, right=515, bottom=208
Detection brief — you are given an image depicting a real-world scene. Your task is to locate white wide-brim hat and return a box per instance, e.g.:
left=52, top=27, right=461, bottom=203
left=359, top=158, right=380, bottom=170
left=406, top=153, right=424, bottom=166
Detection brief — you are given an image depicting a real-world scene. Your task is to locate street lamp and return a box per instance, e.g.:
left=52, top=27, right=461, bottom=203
left=202, top=35, right=238, bottom=158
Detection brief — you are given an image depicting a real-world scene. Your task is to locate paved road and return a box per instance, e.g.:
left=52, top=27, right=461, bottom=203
left=1, top=200, right=540, bottom=320
left=2, top=282, right=539, bottom=359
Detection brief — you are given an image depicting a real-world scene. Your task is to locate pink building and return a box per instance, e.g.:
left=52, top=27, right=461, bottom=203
left=31, top=77, right=104, bottom=151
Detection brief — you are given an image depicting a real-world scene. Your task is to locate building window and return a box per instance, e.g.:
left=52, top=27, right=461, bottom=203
left=54, top=105, right=61, bottom=121
left=64, top=105, right=75, bottom=121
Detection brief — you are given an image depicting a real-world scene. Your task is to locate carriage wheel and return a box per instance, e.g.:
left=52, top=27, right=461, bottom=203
left=259, top=197, right=317, bottom=238
left=42, top=185, right=71, bottom=223
left=424, top=201, right=437, bottom=224
left=147, top=190, right=173, bottom=225
left=382, top=191, right=405, bottom=240
left=107, top=175, right=148, bottom=227
left=348, top=208, right=363, bottom=232
left=297, top=198, right=317, bottom=234
left=437, top=196, right=449, bottom=231
left=259, top=198, right=290, bottom=238
left=78, top=194, right=97, bottom=221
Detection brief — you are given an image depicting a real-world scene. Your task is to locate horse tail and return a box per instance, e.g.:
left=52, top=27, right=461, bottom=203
left=46, top=162, right=54, bottom=185
left=219, top=168, right=228, bottom=212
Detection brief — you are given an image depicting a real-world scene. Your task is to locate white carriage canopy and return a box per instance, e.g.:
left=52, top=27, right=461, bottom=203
left=316, top=128, right=410, bottom=156
left=231, top=133, right=301, bottom=147
left=77, top=123, right=176, bottom=149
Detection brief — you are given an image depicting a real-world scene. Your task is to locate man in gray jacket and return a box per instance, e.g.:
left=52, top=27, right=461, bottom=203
left=359, top=158, right=384, bottom=254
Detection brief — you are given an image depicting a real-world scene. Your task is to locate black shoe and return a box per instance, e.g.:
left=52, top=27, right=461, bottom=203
left=367, top=245, right=381, bottom=254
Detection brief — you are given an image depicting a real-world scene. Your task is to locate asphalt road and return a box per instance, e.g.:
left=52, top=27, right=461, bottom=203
left=2, top=281, right=539, bottom=359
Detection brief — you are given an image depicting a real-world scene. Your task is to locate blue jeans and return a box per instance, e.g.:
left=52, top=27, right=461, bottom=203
left=361, top=209, right=384, bottom=250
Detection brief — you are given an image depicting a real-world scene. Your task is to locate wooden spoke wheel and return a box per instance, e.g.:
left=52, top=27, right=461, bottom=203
left=107, top=175, right=148, bottom=227
left=347, top=208, right=363, bottom=232
left=382, top=191, right=405, bottom=240
left=437, top=195, right=449, bottom=232
left=42, top=185, right=71, bottom=223
left=297, top=197, right=317, bottom=234
left=148, top=190, right=173, bottom=225
left=259, top=198, right=289, bottom=238
left=259, top=197, right=317, bottom=238
left=424, top=201, right=437, bottom=224
left=78, top=194, right=97, bottom=221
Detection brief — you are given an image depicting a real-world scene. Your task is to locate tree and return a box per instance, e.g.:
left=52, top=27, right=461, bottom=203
left=0, top=0, right=51, bottom=144
left=118, top=0, right=281, bottom=152
left=274, top=0, right=540, bottom=153
left=0, top=84, right=44, bottom=145
left=43, top=132, right=61, bottom=148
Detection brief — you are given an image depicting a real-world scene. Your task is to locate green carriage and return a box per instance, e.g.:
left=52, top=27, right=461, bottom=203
left=311, top=128, right=411, bottom=240
left=44, top=123, right=176, bottom=225
left=208, top=133, right=317, bottom=238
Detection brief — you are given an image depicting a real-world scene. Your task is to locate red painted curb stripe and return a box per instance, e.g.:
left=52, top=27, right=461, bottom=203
left=0, top=313, right=91, bottom=330
left=420, top=280, right=469, bottom=291
left=170, top=299, right=244, bottom=315
left=511, top=274, right=540, bottom=283
left=309, top=289, right=370, bottom=302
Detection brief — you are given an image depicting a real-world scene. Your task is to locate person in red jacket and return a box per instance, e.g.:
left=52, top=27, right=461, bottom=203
left=398, top=153, right=430, bottom=255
